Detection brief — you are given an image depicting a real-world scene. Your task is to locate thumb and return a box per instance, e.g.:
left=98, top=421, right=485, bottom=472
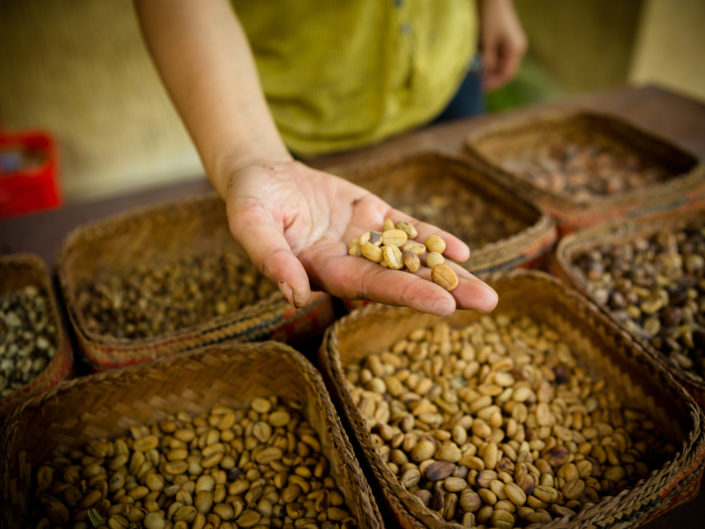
left=228, top=201, right=312, bottom=308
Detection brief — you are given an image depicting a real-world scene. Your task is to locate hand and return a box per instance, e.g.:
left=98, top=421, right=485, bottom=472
left=479, top=0, right=528, bottom=92
left=224, top=159, right=498, bottom=316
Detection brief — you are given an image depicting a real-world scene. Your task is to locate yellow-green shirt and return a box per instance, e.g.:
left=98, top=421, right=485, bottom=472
left=233, top=0, right=477, bottom=156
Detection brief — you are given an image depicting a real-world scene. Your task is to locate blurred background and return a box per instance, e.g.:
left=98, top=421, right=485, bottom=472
left=1, top=0, right=704, bottom=207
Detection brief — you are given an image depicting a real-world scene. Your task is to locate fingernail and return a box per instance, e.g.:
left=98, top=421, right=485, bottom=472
left=278, top=280, right=295, bottom=308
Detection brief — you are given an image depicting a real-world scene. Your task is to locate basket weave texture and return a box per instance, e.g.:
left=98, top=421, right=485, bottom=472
left=320, top=270, right=705, bottom=529
left=552, top=208, right=705, bottom=406
left=1, top=341, right=384, bottom=529
left=336, top=152, right=557, bottom=276
left=465, top=111, right=705, bottom=234
left=0, top=253, right=73, bottom=418
left=56, top=194, right=335, bottom=371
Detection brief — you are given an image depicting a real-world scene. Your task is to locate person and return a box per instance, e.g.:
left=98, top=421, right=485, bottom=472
left=134, top=0, right=526, bottom=316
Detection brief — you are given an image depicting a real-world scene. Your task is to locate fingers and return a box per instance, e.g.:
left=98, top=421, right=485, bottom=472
left=498, top=40, right=522, bottom=85
left=306, top=250, right=456, bottom=315
left=481, top=36, right=498, bottom=84
left=413, top=261, right=498, bottom=313
left=484, top=43, right=519, bottom=92
left=482, top=47, right=505, bottom=92
left=300, top=241, right=497, bottom=316
left=443, top=264, right=498, bottom=313
left=227, top=200, right=312, bottom=308
left=482, top=35, right=527, bottom=91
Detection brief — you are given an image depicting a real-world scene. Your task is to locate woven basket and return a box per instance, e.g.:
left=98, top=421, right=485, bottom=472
left=552, top=208, right=705, bottom=406
left=0, top=341, right=384, bottom=529
left=320, top=270, right=705, bottom=529
left=0, top=254, right=73, bottom=418
left=336, top=152, right=557, bottom=276
left=465, top=111, right=705, bottom=234
left=56, top=194, right=335, bottom=371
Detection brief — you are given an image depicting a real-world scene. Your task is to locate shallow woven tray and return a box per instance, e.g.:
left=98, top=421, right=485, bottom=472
left=57, top=194, right=335, bottom=371
left=320, top=270, right=705, bottom=529
left=336, top=152, right=557, bottom=276
left=1, top=341, right=384, bottom=529
left=465, top=111, right=705, bottom=233
left=0, top=254, right=73, bottom=418
left=553, top=208, right=705, bottom=406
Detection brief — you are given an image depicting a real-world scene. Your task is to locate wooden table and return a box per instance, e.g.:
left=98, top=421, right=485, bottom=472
left=1, top=84, right=703, bottom=527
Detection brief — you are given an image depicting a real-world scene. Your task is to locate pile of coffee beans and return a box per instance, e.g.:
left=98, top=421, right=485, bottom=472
left=34, top=398, right=357, bottom=529
left=0, top=285, right=57, bottom=397
left=575, top=220, right=705, bottom=379
left=345, top=314, right=675, bottom=527
left=348, top=219, right=458, bottom=291
left=76, top=253, right=276, bottom=339
left=502, top=142, right=669, bottom=202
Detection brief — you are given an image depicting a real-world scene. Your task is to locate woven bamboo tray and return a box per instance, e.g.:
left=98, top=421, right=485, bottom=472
left=1, top=341, right=384, bottom=529
left=320, top=270, right=705, bottom=529
left=465, top=111, right=705, bottom=234
left=0, top=254, right=73, bottom=418
left=336, top=152, right=557, bottom=276
left=552, top=208, right=705, bottom=406
left=56, top=194, right=335, bottom=371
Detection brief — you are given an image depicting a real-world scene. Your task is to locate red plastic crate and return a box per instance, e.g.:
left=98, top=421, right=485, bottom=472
left=0, top=130, right=62, bottom=219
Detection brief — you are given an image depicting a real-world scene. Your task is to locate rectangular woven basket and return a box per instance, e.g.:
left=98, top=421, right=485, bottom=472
left=56, top=194, right=335, bottom=371
left=319, top=270, right=705, bottom=529
left=0, top=253, right=73, bottom=418
left=0, top=341, right=384, bottom=529
left=464, top=111, right=705, bottom=234
left=552, top=208, right=705, bottom=406
left=335, top=152, right=557, bottom=276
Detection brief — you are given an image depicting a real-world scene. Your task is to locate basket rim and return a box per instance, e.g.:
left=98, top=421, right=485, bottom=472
left=1, top=340, right=385, bottom=529
left=55, top=193, right=303, bottom=350
left=0, top=252, right=73, bottom=415
left=555, top=208, right=705, bottom=391
left=464, top=109, right=705, bottom=211
left=330, top=151, right=558, bottom=271
left=320, top=269, right=705, bottom=529
left=5, top=339, right=320, bottom=425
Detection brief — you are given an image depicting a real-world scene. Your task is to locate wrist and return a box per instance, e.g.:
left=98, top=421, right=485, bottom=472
left=479, top=0, right=513, bottom=18
left=209, top=144, right=294, bottom=198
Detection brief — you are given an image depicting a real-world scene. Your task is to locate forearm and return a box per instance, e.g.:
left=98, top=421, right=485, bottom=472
left=134, top=0, right=291, bottom=197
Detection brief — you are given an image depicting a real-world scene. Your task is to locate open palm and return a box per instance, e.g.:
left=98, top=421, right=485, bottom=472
left=226, top=161, right=497, bottom=315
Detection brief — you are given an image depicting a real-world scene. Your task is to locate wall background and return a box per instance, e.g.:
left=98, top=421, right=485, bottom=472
left=628, top=0, right=705, bottom=101
left=1, top=0, right=703, bottom=204
left=0, top=0, right=202, bottom=201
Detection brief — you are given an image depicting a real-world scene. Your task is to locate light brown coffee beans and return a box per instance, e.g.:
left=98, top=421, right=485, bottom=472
left=349, top=218, right=459, bottom=292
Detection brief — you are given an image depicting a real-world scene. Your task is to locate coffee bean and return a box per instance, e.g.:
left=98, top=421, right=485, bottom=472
left=425, top=235, right=446, bottom=254
left=396, top=221, right=419, bottom=240
left=382, top=229, right=409, bottom=247
left=431, top=264, right=459, bottom=291
left=425, top=252, right=445, bottom=268
left=424, top=461, right=455, bottom=481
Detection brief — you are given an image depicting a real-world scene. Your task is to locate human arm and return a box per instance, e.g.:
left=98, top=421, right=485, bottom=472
left=479, top=0, right=528, bottom=91
left=134, top=0, right=498, bottom=315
